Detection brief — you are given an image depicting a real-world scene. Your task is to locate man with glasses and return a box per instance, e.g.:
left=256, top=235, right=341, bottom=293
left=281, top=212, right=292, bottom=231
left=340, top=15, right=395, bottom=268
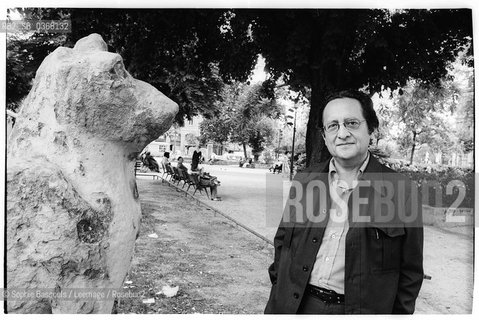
left=265, top=90, right=423, bottom=314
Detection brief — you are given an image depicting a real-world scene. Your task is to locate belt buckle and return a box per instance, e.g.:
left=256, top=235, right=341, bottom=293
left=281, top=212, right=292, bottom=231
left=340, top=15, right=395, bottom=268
left=311, top=286, right=343, bottom=305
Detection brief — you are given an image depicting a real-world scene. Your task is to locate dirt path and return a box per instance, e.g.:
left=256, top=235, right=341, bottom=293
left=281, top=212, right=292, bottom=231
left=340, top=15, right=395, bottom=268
left=415, top=226, right=473, bottom=313
left=116, top=178, right=473, bottom=314
left=115, top=180, right=273, bottom=314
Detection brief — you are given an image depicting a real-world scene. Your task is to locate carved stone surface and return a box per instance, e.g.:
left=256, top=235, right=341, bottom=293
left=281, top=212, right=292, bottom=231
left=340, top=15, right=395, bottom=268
left=6, top=33, right=178, bottom=313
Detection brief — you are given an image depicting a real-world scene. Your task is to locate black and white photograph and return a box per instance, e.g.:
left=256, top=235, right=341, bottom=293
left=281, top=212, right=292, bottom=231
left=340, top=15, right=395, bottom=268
left=1, top=0, right=476, bottom=315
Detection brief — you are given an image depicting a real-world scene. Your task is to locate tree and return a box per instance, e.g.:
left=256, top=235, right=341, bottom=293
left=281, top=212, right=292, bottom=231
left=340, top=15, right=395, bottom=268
left=393, top=78, right=459, bottom=164
left=185, top=133, right=199, bottom=146
left=7, top=8, right=258, bottom=126
left=66, top=9, right=261, bottom=125
left=227, top=83, right=279, bottom=159
left=373, top=96, right=394, bottom=148
left=247, top=118, right=275, bottom=161
left=448, top=47, right=474, bottom=154
left=199, top=117, right=231, bottom=150
left=9, top=8, right=472, bottom=164
left=200, top=82, right=280, bottom=159
left=229, top=9, right=472, bottom=165
left=368, top=45, right=473, bottom=167
left=6, top=8, right=69, bottom=113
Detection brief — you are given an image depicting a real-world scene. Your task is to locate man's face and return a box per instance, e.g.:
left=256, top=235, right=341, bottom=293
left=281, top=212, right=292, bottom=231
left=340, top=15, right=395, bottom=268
left=322, top=97, right=371, bottom=165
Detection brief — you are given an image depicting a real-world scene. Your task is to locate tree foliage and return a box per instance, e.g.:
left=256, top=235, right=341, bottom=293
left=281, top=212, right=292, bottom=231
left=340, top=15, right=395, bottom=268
left=229, top=9, right=473, bottom=165
left=375, top=46, right=473, bottom=166
left=199, top=117, right=231, bottom=146
left=200, top=82, right=279, bottom=158
left=247, top=118, right=275, bottom=160
left=227, top=83, right=279, bottom=158
left=447, top=48, right=474, bottom=153
left=395, top=79, right=458, bottom=164
left=7, top=8, right=472, bottom=166
left=6, top=8, right=69, bottom=112
left=7, top=8, right=259, bottom=125
left=66, top=9, right=260, bottom=125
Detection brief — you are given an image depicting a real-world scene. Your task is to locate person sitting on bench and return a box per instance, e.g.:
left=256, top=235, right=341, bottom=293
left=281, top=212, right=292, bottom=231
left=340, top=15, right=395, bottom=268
left=198, top=171, right=221, bottom=201
left=177, top=156, right=188, bottom=172
left=142, top=151, right=159, bottom=172
left=269, top=161, right=282, bottom=174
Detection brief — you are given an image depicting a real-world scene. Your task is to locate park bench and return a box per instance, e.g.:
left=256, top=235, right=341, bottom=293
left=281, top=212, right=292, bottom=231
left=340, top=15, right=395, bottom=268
left=161, top=163, right=171, bottom=180
left=134, top=160, right=142, bottom=174
left=165, top=164, right=180, bottom=183
left=160, top=164, right=214, bottom=200
left=177, top=168, right=194, bottom=190
left=269, top=163, right=282, bottom=174
left=188, top=173, right=210, bottom=199
left=172, top=167, right=185, bottom=186
left=182, top=170, right=196, bottom=192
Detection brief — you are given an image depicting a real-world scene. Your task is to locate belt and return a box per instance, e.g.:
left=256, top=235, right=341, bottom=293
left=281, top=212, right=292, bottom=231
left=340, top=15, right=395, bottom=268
left=306, top=284, right=345, bottom=305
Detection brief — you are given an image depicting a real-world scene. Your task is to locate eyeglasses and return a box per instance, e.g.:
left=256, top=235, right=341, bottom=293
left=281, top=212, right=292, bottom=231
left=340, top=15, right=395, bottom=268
left=323, top=119, right=366, bottom=133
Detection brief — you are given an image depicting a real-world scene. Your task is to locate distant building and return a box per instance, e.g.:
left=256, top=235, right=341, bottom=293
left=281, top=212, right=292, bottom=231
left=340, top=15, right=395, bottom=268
left=143, top=116, right=206, bottom=158
left=143, top=115, right=262, bottom=161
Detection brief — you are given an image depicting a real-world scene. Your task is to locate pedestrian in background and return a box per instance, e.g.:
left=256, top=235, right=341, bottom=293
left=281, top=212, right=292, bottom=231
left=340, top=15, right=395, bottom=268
left=281, top=151, right=290, bottom=178
left=191, top=145, right=202, bottom=171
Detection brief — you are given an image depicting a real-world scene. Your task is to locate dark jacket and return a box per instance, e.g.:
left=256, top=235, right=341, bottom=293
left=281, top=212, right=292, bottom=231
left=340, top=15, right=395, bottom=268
left=191, top=150, right=202, bottom=171
left=264, top=155, right=423, bottom=314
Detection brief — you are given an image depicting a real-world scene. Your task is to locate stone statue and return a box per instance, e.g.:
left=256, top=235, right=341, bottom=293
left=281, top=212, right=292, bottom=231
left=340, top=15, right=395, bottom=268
left=6, top=33, right=178, bottom=313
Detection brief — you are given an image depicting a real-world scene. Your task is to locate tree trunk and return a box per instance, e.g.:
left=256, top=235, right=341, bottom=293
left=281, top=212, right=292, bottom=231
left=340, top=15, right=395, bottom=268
left=304, top=11, right=372, bottom=167
left=305, top=14, right=348, bottom=167
left=410, top=130, right=417, bottom=164
left=242, top=142, right=248, bottom=159
left=306, top=27, right=328, bottom=167
left=306, top=76, right=325, bottom=167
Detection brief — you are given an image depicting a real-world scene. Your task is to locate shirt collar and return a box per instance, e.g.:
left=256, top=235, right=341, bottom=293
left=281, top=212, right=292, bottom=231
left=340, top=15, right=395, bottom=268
left=329, top=152, right=370, bottom=182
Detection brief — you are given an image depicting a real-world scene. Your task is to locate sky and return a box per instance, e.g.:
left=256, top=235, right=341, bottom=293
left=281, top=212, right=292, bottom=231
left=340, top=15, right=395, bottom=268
left=249, top=55, right=267, bottom=84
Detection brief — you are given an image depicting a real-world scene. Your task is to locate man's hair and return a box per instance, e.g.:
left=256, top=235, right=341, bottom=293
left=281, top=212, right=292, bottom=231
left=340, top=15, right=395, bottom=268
left=177, top=156, right=183, bottom=161
left=322, top=90, right=379, bottom=134
left=164, top=152, right=170, bottom=158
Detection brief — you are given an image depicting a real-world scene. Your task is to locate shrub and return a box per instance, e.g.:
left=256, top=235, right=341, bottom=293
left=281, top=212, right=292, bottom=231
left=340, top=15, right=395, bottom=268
left=379, top=158, right=474, bottom=208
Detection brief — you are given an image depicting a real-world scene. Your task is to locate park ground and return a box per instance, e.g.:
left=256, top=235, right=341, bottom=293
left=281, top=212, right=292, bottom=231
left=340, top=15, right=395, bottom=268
left=115, top=169, right=474, bottom=314
left=115, top=179, right=272, bottom=313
